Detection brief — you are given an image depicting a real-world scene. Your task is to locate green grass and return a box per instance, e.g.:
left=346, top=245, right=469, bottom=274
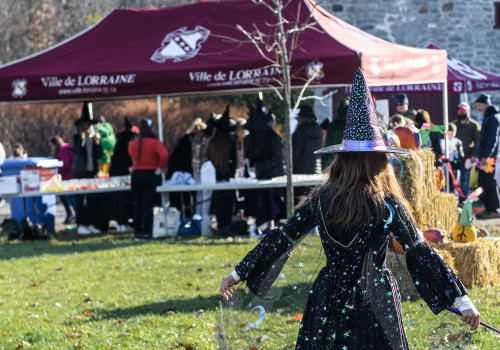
left=0, top=234, right=498, bottom=349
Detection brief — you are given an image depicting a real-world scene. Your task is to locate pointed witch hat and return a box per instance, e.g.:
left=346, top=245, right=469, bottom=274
left=245, top=96, right=272, bottom=131
left=315, top=68, right=410, bottom=155
left=74, top=101, right=98, bottom=126
left=214, top=104, right=235, bottom=131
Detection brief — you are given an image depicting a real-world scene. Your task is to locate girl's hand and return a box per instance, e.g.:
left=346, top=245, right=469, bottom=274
left=461, top=307, right=480, bottom=331
left=154, top=168, right=162, bottom=175
left=219, top=275, right=236, bottom=300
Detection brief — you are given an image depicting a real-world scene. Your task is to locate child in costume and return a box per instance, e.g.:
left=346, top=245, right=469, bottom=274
left=220, top=69, right=480, bottom=349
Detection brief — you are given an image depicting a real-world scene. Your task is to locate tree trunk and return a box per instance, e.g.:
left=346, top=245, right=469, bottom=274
left=276, top=2, right=294, bottom=218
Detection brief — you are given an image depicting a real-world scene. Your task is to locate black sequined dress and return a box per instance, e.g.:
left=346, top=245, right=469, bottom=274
left=234, top=193, right=467, bottom=350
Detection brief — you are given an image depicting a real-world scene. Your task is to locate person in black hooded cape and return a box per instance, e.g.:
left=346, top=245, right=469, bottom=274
left=108, top=116, right=138, bottom=232
left=220, top=69, right=480, bottom=349
left=243, top=97, right=285, bottom=231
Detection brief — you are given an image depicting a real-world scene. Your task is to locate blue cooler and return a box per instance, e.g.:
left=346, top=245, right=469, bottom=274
left=178, top=217, right=202, bottom=235
left=0, top=158, right=58, bottom=232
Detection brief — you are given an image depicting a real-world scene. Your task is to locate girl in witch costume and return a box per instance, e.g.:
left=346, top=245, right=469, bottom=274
left=219, top=69, right=480, bottom=349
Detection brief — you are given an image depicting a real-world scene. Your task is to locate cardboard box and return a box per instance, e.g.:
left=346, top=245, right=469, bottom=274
left=0, top=176, right=20, bottom=194
left=20, top=169, right=40, bottom=192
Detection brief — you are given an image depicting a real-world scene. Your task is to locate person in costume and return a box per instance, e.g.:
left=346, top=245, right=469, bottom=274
left=109, top=117, right=138, bottom=233
left=72, top=102, right=103, bottom=235
left=220, top=69, right=480, bottom=349
left=243, top=97, right=285, bottom=233
left=96, top=116, right=116, bottom=176
left=207, top=105, right=237, bottom=233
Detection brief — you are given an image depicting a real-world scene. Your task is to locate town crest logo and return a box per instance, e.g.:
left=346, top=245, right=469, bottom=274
left=12, top=79, right=27, bottom=98
left=151, top=26, right=210, bottom=63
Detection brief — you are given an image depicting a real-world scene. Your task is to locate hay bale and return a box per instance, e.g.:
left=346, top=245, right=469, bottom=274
left=396, top=148, right=458, bottom=235
left=431, top=239, right=500, bottom=288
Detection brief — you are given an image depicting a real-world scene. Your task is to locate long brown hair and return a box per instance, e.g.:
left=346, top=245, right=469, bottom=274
left=207, top=129, right=233, bottom=177
left=49, top=136, right=64, bottom=156
left=136, top=118, right=156, bottom=163
left=310, top=152, right=407, bottom=228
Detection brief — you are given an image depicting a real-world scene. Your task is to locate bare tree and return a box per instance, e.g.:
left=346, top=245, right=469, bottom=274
left=235, top=0, right=328, bottom=217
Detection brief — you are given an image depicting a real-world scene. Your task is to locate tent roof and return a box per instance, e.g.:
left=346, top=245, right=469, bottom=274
left=0, top=0, right=446, bottom=103
left=357, top=43, right=500, bottom=94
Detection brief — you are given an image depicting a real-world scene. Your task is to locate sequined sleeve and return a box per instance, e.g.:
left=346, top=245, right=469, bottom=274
left=234, top=197, right=317, bottom=296
left=386, top=194, right=468, bottom=314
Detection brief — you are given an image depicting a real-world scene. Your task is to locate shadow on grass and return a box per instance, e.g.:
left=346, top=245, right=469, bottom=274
left=90, top=294, right=221, bottom=320
left=90, top=282, right=313, bottom=321
left=0, top=235, right=139, bottom=260
left=0, top=232, right=257, bottom=260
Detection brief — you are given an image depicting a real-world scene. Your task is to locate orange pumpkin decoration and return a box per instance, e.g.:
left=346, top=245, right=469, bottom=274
left=452, top=224, right=477, bottom=243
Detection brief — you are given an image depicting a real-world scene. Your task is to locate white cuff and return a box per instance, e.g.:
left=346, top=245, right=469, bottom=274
left=453, top=295, right=474, bottom=312
left=230, top=269, right=240, bottom=282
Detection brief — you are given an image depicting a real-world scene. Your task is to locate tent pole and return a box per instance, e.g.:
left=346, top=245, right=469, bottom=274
left=157, top=95, right=164, bottom=142
left=88, top=102, right=93, bottom=120
left=443, top=81, right=449, bottom=193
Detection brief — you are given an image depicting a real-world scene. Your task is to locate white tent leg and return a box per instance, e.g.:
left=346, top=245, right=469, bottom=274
left=157, top=95, right=164, bottom=142
left=443, top=81, right=449, bottom=193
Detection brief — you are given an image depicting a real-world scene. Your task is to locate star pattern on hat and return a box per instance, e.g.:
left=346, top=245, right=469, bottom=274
left=343, top=68, right=382, bottom=142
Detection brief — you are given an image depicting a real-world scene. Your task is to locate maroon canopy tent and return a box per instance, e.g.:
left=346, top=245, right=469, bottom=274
left=0, top=0, right=447, bottom=104
left=356, top=43, right=500, bottom=94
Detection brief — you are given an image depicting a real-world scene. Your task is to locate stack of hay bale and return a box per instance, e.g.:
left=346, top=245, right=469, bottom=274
left=387, top=148, right=458, bottom=298
left=388, top=148, right=500, bottom=292
left=396, top=148, right=457, bottom=234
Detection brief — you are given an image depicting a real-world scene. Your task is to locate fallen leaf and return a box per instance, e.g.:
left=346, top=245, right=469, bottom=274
left=255, top=336, right=266, bottom=343
left=250, top=347, right=258, bottom=350
left=184, top=342, right=195, bottom=350
left=66, top=333, right=81, bottom=339
left=293, top=313, right=303, bottom=321
left=82, top=311, right=92, bottom=316
left=195, top=286, right=201, bottom=291
left=83, top=298, right=91, bottom=303
left=117, top=319, right=124, bottom=324
left=32, top=302, right=41, bottom=307
left=197, top=268, right=203, bottom=272
left=55, top=267, right=63, bottom=271
left=111, top=265, right=119, bottom=270
left=187, top=282, right=193, bottom=287
left=223, top=263, right=232, bottom=268
left=15, top=340, right=31, bottom=348
left=195, top=309, right=205, bottom=315
left=73, top=344, right=86, bottom=348
left=71, top=315, right=82, bottom=320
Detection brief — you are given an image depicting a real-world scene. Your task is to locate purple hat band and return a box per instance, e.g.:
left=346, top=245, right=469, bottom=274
left=341, top=140, right=387, bottom=152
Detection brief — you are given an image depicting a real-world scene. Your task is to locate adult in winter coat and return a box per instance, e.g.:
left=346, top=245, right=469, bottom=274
left=475, top=94, right=500, bottom=218
left=109, top=117, right=138, bottom=232
left=220, top=69, right=480, bottom=350
left=452, top=102, right=481, bottom=197
left=50, top=136, right=76, bottom=224
left=322, top=97, right=349, bottom=169
left=72, top=102, right=103, bottom=235
left=292, top=105, right=322, bottom=175
left=292, top=105, right=323, bottom=203
left=128, top=118, right=169, bottom=239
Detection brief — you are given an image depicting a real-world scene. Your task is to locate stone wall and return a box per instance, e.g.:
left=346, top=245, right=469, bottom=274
left=321, top=0, right=500, bottom=105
